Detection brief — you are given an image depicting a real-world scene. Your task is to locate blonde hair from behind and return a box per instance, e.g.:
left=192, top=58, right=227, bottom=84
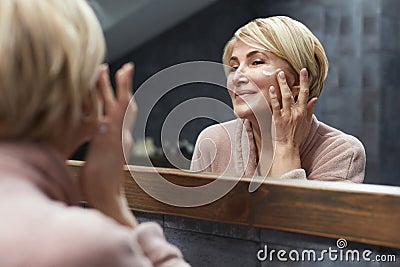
left=223, top=16, right=328, bottom=100
left=0, top=0, right=105, bottom=141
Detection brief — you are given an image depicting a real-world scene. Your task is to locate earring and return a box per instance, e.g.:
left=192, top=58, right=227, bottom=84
left=98, top=123, right=108, bottom=134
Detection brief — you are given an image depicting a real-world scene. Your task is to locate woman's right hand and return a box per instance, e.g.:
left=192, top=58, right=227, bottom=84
left=267, top=68, right=317, bottom=177
left=80, top=63, right=138, bottom=228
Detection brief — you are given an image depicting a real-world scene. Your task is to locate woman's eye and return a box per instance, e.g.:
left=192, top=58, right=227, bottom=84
left=252, top=60, right=264, bottom=65
left=229, top=66, right=238, bottom=72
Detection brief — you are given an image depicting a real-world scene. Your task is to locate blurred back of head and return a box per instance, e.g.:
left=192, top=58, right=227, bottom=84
left=0, top=0, right=105, bottom=141
left=223, top=16, right=328, bottom=100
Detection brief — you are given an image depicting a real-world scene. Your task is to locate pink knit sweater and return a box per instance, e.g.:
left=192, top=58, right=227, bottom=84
left=0, top=143, right=190, bottom=267
left=191, top=116, right=365, bottom=183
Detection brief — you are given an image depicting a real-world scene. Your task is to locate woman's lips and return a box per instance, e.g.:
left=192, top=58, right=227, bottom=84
left=235, top=90, right=257, bottom=100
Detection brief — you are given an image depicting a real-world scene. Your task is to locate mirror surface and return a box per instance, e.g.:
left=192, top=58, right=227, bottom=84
left=84, top=0, right=400, bottom=186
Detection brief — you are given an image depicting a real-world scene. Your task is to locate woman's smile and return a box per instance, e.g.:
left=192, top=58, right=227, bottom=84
left=235, top=89, right=257, bottom=100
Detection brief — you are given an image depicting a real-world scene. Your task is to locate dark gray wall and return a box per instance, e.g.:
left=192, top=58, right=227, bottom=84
left=380, top=0, right=400, bottom=185
left=136, top=211, right=399, bottom=267
left=109, top=0, right=400, bottom=185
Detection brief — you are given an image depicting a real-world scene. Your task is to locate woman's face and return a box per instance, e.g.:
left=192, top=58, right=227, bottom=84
left=226, top=40, right=298, bottom=120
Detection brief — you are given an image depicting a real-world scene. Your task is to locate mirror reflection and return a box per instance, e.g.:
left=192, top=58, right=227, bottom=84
left=81, top=0, right=400, bottom=186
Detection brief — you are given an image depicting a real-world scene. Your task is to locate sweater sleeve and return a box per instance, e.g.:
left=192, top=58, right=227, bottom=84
left=309, top=139, right=365, bottom=182
left=14, top=201, right=191, bottom=267
left=77, top=214, right=190, bottom=267
left=280, top=169, right=307, bottom=180
left=280, top=138, right=366, bottom=183
left=135, top=222, right=191, bottom=267
left=343, top=145, right=366, bottom=183
left=190, top=128, right=214, bottom=172
left=75, top=221, right=190, bottom=267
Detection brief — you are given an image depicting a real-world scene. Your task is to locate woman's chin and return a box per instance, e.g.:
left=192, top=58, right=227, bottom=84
left=233, top=104, right=272, bottom=122
left=233, top=107, right=254, bottom=119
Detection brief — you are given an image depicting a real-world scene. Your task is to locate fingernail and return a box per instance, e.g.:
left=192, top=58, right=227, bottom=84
left=102, top=63, right=109, bottom=73
left=301, top=68, right=307, bottom=76
left=269, top=86, right=275, bottom=94
left=279, top=71, right=285, bottom=79
left=122, top=62, right=131, bottom=69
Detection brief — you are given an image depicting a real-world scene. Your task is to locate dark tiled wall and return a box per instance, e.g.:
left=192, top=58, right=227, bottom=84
left=135, top=211, right=399, bottom=267
left=379, top=0, right=400, bottom=185
left=110, top=0, right=400, bottom=185
left=238, top=0, right=399, bottom=185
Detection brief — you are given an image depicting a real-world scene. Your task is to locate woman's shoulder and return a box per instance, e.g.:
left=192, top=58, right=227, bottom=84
left=196, top=119, right=239, bottom=141
left=304, top=116, right=366, bottom=182
left=314, top=118, right=365, bottom=157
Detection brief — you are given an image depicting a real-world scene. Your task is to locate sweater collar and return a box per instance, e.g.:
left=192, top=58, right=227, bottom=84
left=0, top=142, right=80, bottom=205
left=236, top=115, right=319, bottom=176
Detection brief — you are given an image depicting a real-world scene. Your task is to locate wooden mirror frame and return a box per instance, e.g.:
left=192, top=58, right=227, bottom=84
left=67, top=160, right=400, bottom=249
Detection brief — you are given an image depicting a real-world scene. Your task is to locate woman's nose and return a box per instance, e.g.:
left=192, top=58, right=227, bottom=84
left=232, top=68, right=249, bottom=87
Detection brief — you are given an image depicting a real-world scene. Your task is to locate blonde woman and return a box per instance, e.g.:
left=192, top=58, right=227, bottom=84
left=191, top=16, right=365, bottom=182
left=0, top=0, right=189, bottom=266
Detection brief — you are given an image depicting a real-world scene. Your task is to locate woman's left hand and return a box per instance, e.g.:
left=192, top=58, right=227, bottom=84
left=268, top=68, right=317, bottom=177
left=80, top=63, right=138, bottom=228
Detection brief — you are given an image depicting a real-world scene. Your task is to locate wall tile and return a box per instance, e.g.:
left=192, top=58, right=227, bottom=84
left=133, top=210, right=164, bottom=226
left=165, top=228, right=260, bottom=267
left=164, top=214, right=260, bottom=241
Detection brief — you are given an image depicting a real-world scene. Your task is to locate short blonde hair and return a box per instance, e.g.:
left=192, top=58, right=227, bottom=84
left=0, top=0, right=105, bottom=141
left=223, top=16, right=328, bottom=100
